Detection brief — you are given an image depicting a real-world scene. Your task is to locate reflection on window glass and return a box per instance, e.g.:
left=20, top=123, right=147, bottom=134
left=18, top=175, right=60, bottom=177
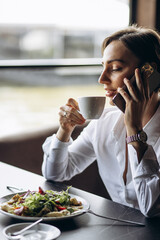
left=0, top=0, right=129, bottom=60
left=0, top=0, right=129, bottom=137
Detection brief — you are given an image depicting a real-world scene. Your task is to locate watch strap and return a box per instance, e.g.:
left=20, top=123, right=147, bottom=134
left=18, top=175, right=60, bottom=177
left=126, top=130, right=147, bottom=144
left=126, top=134, right=139, bottom=144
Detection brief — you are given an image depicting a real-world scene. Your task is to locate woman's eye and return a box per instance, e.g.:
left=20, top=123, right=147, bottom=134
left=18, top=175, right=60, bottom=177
left=112, top=68, right=122, bottom=72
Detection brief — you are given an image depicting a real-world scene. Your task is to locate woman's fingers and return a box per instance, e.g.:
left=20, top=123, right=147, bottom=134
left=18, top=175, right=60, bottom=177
left=134, top=68, right=150, bottom=100
left=119, top=68, right=149, bottom=104
left=66, top=98, right=85, bottom=121
left=135, top=68, right=144, bottom=96
left=141, top=70, right=150, bottom=99
left=124, top=78, right=138, bottom=101
left=66, top=105, right=85, bottom=121
left=58, top=98, right=86, bottom=131
left=59, top=103, right=85, bottom=126
left=135, top=68, right=150, bottom=100
left=67, top=98, right=80, bottom=110
left=117, top=77, right=138, bottom=105
left=57, top=98, right=85, bottom=135
left=117, top=86, right=130, bottom=103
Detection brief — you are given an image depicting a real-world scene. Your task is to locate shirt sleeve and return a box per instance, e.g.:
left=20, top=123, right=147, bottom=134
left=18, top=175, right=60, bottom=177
left=128, top=144, right=160, bottom=217
left=42, top=122, right=96, bottom=182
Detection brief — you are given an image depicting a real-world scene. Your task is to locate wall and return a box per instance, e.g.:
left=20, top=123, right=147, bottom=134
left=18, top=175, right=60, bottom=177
left=0, top=124, right=110, bottom=199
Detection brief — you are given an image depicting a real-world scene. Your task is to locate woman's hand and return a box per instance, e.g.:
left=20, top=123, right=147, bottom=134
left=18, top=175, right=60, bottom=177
left=57, top=98, right=86, bottom=142
left=117, top=68, right=149, bottom=136
left=117, top=67, right=160, bottom=162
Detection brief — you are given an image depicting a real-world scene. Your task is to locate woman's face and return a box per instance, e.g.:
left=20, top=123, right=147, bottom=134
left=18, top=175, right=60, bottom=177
left=99, top=40, right=141, bottom=105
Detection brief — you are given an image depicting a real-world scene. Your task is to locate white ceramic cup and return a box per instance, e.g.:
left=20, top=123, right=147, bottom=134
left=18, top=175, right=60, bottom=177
left=78, top=96, right=106, bottom=119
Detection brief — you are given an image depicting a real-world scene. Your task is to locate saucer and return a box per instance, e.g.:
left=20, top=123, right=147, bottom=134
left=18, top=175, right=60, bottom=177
left=3, top=222, right=61, bottom=240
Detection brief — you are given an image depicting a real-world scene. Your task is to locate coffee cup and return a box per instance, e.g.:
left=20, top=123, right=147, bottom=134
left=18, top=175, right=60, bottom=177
left=78, top=96, right=106, bottom=119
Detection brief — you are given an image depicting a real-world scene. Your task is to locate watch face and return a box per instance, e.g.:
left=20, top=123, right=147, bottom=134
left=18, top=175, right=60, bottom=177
left=139, top=131, right=148, bottom=143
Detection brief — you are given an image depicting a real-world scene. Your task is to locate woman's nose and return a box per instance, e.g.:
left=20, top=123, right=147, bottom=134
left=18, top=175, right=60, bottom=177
left=98, top=70, right=110, bottom=84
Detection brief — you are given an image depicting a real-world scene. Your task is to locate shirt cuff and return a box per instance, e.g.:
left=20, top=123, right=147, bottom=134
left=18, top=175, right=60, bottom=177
left=50, top=134, right=73, bottom=150
left=128, top=144, right=159, bottom=178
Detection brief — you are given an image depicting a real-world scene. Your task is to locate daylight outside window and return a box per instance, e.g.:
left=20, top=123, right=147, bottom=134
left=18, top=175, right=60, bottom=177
left=0, top=0, right=129, bottom=137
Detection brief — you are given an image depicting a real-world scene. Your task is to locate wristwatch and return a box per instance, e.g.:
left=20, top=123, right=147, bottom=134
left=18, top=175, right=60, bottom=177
left=126, top=130, right=148, bottom=144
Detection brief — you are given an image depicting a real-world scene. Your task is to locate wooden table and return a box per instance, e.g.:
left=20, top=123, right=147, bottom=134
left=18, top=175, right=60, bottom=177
left=0, top=161, right=160, bottom=240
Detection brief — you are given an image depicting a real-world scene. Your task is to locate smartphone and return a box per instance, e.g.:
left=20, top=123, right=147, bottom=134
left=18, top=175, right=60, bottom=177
left=112, top=63, right=160, bottom=112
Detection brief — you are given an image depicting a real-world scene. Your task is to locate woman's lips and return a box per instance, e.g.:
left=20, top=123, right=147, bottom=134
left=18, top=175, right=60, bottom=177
left=105, top=89, right=117, bottom=97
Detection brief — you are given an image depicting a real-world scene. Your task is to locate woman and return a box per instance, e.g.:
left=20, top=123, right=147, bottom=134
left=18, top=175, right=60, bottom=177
left=42, top=25, right=160, bottom=217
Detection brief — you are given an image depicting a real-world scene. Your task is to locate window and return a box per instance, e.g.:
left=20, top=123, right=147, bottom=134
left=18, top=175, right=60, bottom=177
left=0, top=0, right=129, bottom=137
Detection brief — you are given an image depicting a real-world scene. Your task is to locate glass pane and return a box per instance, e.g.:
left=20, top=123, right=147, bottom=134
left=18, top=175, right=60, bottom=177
left=0, top=0, right=129, bottom=59
left=0, top=0, right=129, bottom=137
left=0, top=65, right=105, bottom=136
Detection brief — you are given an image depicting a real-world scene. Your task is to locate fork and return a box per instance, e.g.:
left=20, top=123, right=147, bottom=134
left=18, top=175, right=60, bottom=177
left=78, top=209, right=145, bottom=226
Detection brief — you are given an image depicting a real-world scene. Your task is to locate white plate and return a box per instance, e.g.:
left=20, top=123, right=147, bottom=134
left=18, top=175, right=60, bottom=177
left=0, top=192, right=89, bottom=221
left=3, top=222, right=61, bottom=240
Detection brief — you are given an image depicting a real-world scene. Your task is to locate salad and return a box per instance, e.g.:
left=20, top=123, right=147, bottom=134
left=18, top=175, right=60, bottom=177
left=0, top=187, right=83, bottom=217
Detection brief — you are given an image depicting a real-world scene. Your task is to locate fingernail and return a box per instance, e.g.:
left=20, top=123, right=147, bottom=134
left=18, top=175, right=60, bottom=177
left=123, top=78, right=128, bottom=83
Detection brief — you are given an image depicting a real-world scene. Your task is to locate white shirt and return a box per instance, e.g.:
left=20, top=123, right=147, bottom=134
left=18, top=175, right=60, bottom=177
left=42, top=105, right=160, bottom=217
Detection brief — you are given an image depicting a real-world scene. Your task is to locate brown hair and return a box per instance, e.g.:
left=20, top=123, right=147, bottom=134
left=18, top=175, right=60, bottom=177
left=102, top=25, right=160, bottom=71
